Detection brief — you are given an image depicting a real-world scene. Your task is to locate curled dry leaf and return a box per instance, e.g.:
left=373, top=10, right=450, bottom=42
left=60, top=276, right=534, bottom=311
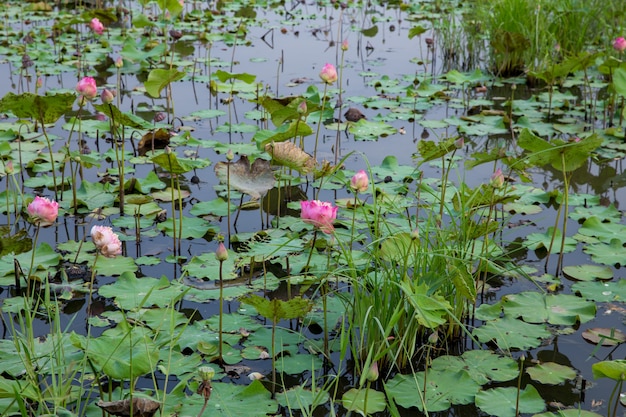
left=214, top=155, right=276, bottom=200
left=582, top=327, right=626, bottom=346
left=97, top=397, right=161, bottom=417
left=137, top=128, right=172, bottom=156
left=265, top=141, right=316, bottom=174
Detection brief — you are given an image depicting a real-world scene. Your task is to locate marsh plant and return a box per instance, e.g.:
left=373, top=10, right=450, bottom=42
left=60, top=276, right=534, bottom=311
left=1, top=0, right=626, bottom=416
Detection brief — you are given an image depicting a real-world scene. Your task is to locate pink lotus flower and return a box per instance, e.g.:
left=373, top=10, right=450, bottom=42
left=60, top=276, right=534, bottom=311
left=89, top=18, right=105, bottom=35
left=101, top=88, right=115, bottom=104
left=350, top=170, right=369, bottom=193
left=300, top=200, right=337, bottom=234
left=341, top=40, right=349, bottom=51
left=215, top=242, right=228, bottom=261
left=319, top=63, right=337, bottom=84
left=27, top=196, right=59, bottom=226
left=490, top=168, right=505, bottom=189
left=91, top=225, right=122, bottom=258
left=614, top=37, right=626, bottom=52
left=76, top=76, right=97, bottom=100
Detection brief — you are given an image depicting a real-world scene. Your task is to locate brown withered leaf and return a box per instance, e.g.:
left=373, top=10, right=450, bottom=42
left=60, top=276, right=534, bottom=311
left=96, top=397, right=161, bottom=417
left=265, top=141, right=316, bottom=174
left=214, top=155, right=276, bottom=200
left=137, top=128, right=172, bottom=156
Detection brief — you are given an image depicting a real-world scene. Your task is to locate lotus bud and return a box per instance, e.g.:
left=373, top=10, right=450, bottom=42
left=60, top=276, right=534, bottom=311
left=350, top=170, right=369, bottom=193
left=490, top=168, right=505, bottom=189
left=115, top=57, right=124, bottom=68
left=454, top=137, right=464, bottom=149
left=226, top=149, right=234, bottom=161
left=410, top=227, right=420, bottom=240
left=5, top=160, right=14, bottom=175
left=365, top=362, right=379, bottom=382
left=428, top=331, right=439, bottom=345
left=319, top=63, right=338, bottom=84
left=216, top=242, right=228, bottom=262
left=614, top=37, right=626, bottom=53
left=101, top=88, right=115, bottom=104
left=198, top=366, right=215, bottom=382
left=341, top=39, right=349, bottom=51
left=297, top=100, right=307, bottom=115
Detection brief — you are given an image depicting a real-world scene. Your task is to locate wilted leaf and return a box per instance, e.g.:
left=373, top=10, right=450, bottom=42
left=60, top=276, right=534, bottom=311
left=265, top=141, right=316, bottom=174
left=97, top=397, right=160, bottom=417
left=214, top=156, right=276, bottom=200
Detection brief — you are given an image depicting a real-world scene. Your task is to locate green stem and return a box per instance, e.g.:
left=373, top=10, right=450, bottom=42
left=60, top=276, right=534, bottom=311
left=304, top=230, right=318, bottom=272
left=313, top=83, right=329, bottom=160
left=218, top=259, right=224, bottom=362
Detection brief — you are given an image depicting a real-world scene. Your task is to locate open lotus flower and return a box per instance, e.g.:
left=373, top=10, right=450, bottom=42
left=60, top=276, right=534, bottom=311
left=91, top=225, right=122, bottom=258
left=300, top=200, right=337, bottom=234
left=27, top=196, right=59, bottom=226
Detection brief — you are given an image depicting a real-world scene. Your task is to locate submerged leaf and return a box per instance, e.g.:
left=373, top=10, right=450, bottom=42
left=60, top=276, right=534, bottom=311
left=214, top=156, right=276, bottom=200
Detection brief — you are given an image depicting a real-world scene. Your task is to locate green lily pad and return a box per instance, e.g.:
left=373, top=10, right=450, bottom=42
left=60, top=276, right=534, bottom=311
left=430, top=350, right=519, bottom=385
left=98, top=273, right=184, bottom=309
left=275, top=353, right=324, bottom=374
left=341, top=388, right=387, bottom=415
left=572, top=279, right=626, bottom=302
left=476, top=385, right=545, bottom=417
left=385, top=369, right=480, bottom=412
left=156, top=216, right=216, bottom=239
left=562, top=264, right=613, bottom=281
left=583, top=239, right=626, bottom=266
left=577, top=216, right=626, bottom=244
left=525, top=227, right=577, bottom=253
left=473, top=317, right=551, bottom=350
left=73, top=321, right=159, bottom=380
left=526, top=362, right=576, bottom=385
left=348, top=119, right=396, bottom=140
left=179, top=380, right=278, bottom=417
left=276, top=385, right=329, bottom=410
left=500, top=292, right=596, bottom=325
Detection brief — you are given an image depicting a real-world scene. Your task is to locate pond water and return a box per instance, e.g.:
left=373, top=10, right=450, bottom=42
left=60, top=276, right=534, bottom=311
left=0, top=0, right=626, bottom=416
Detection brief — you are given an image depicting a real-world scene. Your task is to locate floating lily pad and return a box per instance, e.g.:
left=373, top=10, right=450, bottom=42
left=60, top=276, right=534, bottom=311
left=500, top=292, right=596, bottom=325
left=341, top=388, right=387, bottom=415
left=572, top=279, right=626, bottom=302
left=526, top=362, right=576, bottom=385
left=473, top=317, right=551, bottom=350
left=476, top=385, right=545, bottom=417
left=98, top=273, right=184, bottom=309
left=583, top=239, right=626, bottom=266
left=276, top=385, right=329, bottom=410
left=430, top=350, right=519, bottom=385
left=348, top=119, right=396, bottom=140
left=562, top=264, right=613, bottom=281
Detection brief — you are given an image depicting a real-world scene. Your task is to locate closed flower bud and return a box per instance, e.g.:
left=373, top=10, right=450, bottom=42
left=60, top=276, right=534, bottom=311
left=490, top=168, right=505, bottom=189
left=198, top=366, right=215, bottom=382
left=341, top=39, right=349, bottom=51
left=297, top=100, right=307, bottom=115
left=365, top=362, right=379, bottom=382
left=226, top=149, right=234, bottom=161
left=319, top=63, right=337, bottom=84
left=614, top=37, right=626, bottom=53
left=350, top=170, right=369, bottom=193
left=216, top=242, right=228, bottom=261
left=101, top=88, right=115, bottom=104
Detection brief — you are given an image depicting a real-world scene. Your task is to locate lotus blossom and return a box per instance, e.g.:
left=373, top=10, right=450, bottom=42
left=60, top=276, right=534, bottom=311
left=490, top=168, right=505, bottom=189
left=319, top=63, right=337, bottom=84
left=89, top=18, right=105, bottom=35
left=215, top=242, right=228, bottom=261
left=614, top=37, right=626, bottom=52
left=350, top=170, right=369, bottom=193
left=27, top=196, right=59, bottom=226
left=91, top=225, right=122, bottom=258
left=300, top=200, right=337, bottom=234
left=76, top=77, right=97, bottom=100
left=101, top=88, right=115, bottom=104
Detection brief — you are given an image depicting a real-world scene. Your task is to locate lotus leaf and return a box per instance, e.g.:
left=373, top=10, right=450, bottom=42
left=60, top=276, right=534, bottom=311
left=214, top=156, right=276, bottom=200
left=342, top=388, right=387, bottom=415
left=473, top=317, right=551, bottom=350
left=476, top=385, right=545, bottom=417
